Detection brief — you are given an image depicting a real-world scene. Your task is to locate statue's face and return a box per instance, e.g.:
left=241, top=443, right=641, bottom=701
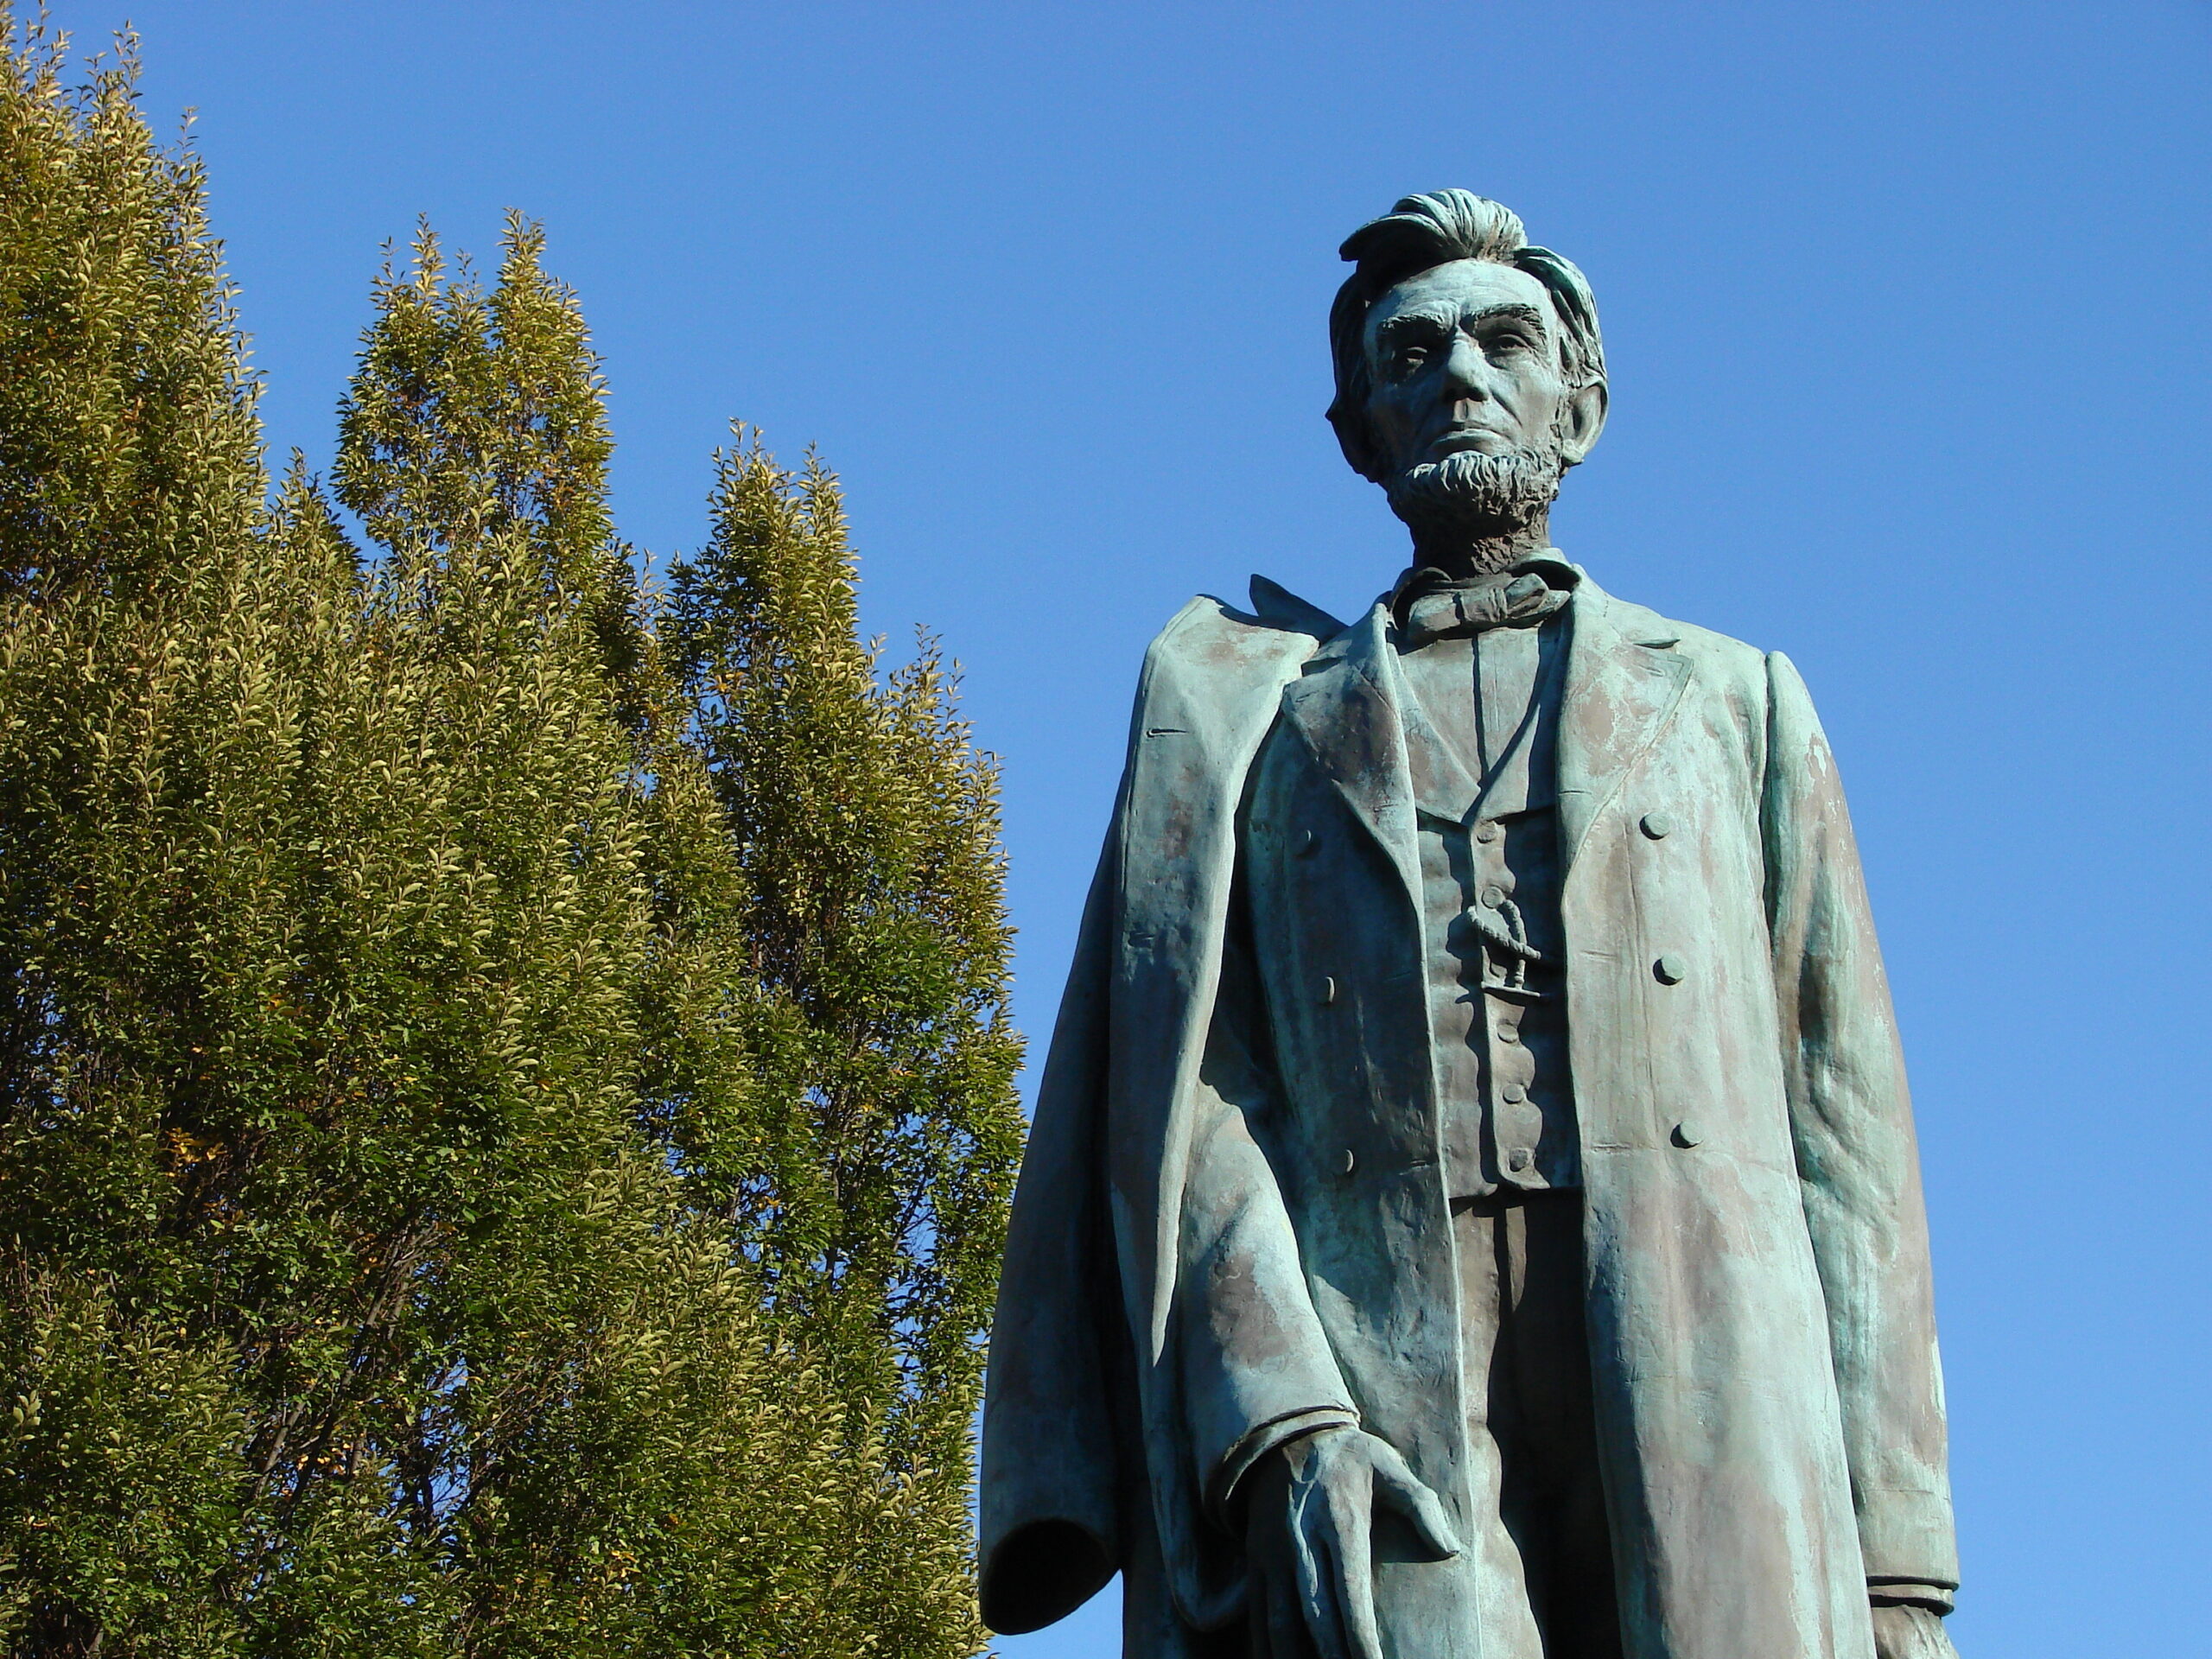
left=1360, top=258, right=1580, bottom=479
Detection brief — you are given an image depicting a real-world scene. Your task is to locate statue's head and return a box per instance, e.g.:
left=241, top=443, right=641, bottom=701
left=1327, top=191, right=1607, bottom=550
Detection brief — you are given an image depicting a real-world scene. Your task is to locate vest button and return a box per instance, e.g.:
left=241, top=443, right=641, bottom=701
left=1297, top=828, right=1319, bottom=856
left=1319, top=975, right=1337, bottom=1005
left=1475, top=820, right=1501, bottom=844
left=1654, top=954, right=1688, bottom=985
left=1640, top=812, right=1673, bottom=839
left=1501, top=1084, right=1527, bottom=1103
left=1506, top=1147, right=1534, bottom=1173
left=1671, top=1121, right=1704, bottom=1148
left=1339, top=1147, right=1357, bottom=1176
left=1479, top=884, right=1507, bottom=908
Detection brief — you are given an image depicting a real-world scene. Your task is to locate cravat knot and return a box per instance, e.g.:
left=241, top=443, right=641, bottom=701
left=1393, top=561, right=1573, bottom=650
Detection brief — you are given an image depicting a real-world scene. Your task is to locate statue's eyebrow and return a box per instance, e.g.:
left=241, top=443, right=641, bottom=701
left=1374, top=301, right=1549, bottom=340
left=1374, top=308, right=1454, bottom=340
left=1462, top=302, right=1548, bottom=334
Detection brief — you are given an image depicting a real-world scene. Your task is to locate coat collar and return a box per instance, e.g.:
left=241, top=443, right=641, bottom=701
left=1277, top=573, right=1694, bottom=896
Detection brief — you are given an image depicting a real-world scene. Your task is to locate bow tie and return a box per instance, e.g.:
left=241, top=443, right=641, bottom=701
left=1393, top=562, right=1573, bottom=651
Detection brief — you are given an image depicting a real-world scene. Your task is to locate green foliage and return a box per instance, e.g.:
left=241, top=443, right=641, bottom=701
left=0, top=13, right=1021, bottom=1656
left=658, top=433, right=1026, bottom=1596
left=0, top=15, right=257, bottom=604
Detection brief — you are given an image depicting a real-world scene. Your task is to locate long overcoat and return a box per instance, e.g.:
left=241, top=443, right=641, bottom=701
left=979, top=571, right=1956, bottom=1659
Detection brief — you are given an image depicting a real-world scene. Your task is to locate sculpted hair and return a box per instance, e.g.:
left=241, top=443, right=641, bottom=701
left=1326, top=189, right=1605, bottom=482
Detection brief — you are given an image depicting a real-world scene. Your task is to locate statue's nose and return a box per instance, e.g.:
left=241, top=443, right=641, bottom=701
left=1440, top=334, right=1490, bottom=399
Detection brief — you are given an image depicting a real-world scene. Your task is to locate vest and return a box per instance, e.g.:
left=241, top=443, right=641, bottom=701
left=1395, top=612, right=1578, bottom=1200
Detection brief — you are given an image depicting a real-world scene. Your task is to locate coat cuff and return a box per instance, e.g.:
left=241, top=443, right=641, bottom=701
left=1208, top=1406, right=1360, bottom=1522
left=1855, top=1484, right=1961, bottom=1592
left=1869, top=1580, right=1955, bottom=1615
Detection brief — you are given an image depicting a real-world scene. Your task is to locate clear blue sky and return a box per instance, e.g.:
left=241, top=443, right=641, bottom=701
left=42, top=3, right=2210, bottom=1654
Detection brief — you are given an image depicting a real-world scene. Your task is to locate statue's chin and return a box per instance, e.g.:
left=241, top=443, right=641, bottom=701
left=1384, top=446, right=1564, bottom=548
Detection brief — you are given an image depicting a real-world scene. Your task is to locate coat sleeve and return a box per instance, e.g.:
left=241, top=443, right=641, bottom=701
left=1175, top=875, right=1359, bottom=1525
left=977, top=838, right=1124, bottom=1636
left=1761, top=651, right=1960, bottom=1604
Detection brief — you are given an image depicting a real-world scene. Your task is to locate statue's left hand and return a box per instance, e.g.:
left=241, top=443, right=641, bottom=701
left=1872, top=1605, right=1958, bottom=1659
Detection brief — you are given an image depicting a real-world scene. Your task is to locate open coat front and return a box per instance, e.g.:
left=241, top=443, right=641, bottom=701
left=979, top=574, right=1956, bottom=1659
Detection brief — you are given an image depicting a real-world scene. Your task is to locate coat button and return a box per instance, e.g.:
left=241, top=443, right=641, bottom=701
left=1501, top=1084, right=1527, bottom=1104
left=1339, top=1147, right=1357, bottom=1176
left=1475, top=820, right=1501, bottom=844
left=1506, top=1147, right=1533, bottom=1173
left=1319, top=975, right=1337, bottom=1005
left=1653, top=954, right=1688, bottom=984
left=1479, top=884, right=1507, bottom=908
left=1297, top=829, right=1319, bottom=856
left=1640, top=812, right=1673, bottom=839
left=1671, top=1121, right=1703, bottom=1148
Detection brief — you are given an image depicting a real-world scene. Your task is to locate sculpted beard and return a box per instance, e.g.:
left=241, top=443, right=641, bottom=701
left=1384, top=435, right=1567, bottom=554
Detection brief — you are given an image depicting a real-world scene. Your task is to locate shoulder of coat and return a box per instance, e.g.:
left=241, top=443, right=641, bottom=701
left=1123, top=585, right=1335, bottom=771
left=1592, top=588, right=1767, bottom=683
left=1141, top=579, right=1343, bottom=677
left=1153, top=575, right=1344, bottom=644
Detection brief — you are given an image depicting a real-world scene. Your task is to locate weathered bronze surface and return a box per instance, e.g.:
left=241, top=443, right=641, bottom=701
left=981, top=192, right=1959, bottom=1659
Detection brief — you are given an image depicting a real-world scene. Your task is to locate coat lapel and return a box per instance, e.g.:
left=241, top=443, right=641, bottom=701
left=1556, top=579, right=1694, bottom=874
left=1280, top=602, right=1423, bottom=911
left=1281, top=579, right=1694, bottom=894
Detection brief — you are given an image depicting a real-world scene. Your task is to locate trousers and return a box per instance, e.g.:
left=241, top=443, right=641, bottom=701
left=1454, top=1190, right=1621, bottom=1659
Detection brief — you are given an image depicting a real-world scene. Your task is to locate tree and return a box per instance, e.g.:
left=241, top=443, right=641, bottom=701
left=652, top=434, right=1025, bottom=1649
left=0, top=14, right=1020, bottom=1655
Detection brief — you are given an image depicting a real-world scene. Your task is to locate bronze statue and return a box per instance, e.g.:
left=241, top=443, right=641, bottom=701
left=980, top=191, right=1959, bottom=1659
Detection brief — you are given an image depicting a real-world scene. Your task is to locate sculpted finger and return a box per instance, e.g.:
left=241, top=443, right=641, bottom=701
left=1312, top=1530, right=1362, bottom=1659
left=1291, top=1504, right=1352, bottom=1659
left=1332, top=1487, right=1385, bottom=1659
left=1364, top=1439, right=1464, bottom=1560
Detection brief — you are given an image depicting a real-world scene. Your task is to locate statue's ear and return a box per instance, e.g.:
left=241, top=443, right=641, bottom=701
left=1326, top=397, right=1389, bottom=484
left=1559, top=378, right=1608, bottom=467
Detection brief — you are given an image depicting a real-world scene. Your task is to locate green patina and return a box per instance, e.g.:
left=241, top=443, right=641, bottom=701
left=981, top=192, right=1960, bottom=1659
